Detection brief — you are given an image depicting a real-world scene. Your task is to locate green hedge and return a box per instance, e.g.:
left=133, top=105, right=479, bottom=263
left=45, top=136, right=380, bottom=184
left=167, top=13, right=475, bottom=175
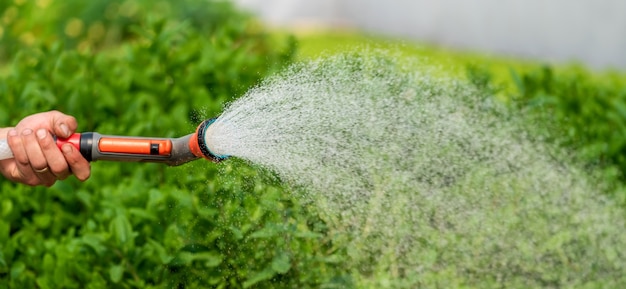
left=468, top=64, right=626, bottom=198
left=0, top=1, right=351, bottom=288
left=0, top=0, right=270, bottom=61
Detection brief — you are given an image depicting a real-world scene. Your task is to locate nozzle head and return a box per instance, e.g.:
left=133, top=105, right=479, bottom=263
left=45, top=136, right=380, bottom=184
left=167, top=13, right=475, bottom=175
left=189, top=118, right=230, bottom=162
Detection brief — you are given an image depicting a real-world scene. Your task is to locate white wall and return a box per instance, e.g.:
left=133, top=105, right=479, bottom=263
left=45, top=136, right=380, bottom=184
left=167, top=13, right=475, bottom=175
left=234, top=0, right=626, bottom=70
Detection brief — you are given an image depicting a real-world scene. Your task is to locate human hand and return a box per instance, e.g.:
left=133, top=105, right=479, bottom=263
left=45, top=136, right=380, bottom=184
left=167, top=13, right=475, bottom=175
left=0, top=110, right=91, bottom=186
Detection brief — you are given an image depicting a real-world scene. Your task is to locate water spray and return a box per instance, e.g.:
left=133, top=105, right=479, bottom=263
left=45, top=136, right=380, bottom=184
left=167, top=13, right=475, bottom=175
left=0, top=119, right=229, bottom=165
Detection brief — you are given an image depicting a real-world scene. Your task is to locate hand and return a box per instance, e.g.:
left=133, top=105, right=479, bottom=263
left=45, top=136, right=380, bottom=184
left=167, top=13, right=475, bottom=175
left=0, top=110, right=91, bottom=186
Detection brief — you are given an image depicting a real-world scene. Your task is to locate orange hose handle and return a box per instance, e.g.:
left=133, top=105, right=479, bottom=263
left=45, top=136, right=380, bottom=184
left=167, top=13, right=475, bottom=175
left=57, top=134, right=173, bottom=157
left=98, top=137, right=172, bottom=156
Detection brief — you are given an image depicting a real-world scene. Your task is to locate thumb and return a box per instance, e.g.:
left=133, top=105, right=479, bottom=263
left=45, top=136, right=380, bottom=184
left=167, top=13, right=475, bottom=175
left=50, top=111, right=78, bottom=138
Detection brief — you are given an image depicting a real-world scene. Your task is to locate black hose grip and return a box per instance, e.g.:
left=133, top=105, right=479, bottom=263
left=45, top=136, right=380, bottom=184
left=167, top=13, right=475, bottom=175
left=80, top=133, right=94, bottom=162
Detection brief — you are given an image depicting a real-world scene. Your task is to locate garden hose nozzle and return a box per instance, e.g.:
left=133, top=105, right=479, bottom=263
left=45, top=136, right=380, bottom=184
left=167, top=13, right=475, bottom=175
left=188, top=118, right=230, bottom=163
left=0, top=119, right=229, bottom=166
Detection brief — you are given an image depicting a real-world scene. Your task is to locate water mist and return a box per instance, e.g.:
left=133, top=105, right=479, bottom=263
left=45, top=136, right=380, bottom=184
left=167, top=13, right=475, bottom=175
left=204, top=52, right=626, bottom=287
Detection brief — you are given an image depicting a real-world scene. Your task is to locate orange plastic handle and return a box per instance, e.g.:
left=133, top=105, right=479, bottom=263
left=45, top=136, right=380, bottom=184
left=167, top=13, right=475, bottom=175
left=98, top=137, right=172, bottom=156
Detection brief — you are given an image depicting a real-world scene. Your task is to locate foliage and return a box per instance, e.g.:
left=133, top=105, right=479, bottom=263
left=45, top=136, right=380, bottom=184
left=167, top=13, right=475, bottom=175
left=512, top=66, right=626, bottom=174
left=467, top=64, right=626, bottom=197
left=0, top=1, right=351, bottom=288
left=0, top=0, right=264, bottom=61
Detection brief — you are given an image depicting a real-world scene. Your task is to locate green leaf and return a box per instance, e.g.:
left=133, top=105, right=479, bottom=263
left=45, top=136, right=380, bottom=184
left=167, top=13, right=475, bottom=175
left=109, top=264, right=124, bottom=284
left=180, top=243, right=211, bottom=253
left=271, top=252, right=291, bottom=274
left=10, top=262, right=25, bottom=280
left=128, top=208, right=158, bottom=221
left=42, top=253, right=55, bottom=275
left=249, top=226, right=279, bottom=239
left=34, top=214, right=52, bottom=229
left=509, top=67, right=525, bottom=96
left=168, top=252, right=194, bottom=267
left=0, top=251, right=7, bottom=270
left=148, top=239, right=173, bottom=264
left=168, top=250, right=222, bottom=268
left=189, top=252, right=222, bottom=267
left=294, top=231, right=323, bottom=239
left=81, top=234, right=107, bottom=256
left=1, top=199, right=12, bottom=217
left=110, top=214, right=135, bottom=247
left=243, top=268, right=275, bottom=288
left=612, top=99, right=626, bottom=119
left=229, top=226, right=244, bottom=240
left=0, top=221, right=9, bottom=243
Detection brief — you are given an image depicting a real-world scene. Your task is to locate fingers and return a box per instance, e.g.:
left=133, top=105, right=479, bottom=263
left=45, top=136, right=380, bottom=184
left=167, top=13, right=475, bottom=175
left=49, top=110, right=77, bottom=138
left=6, top=129, right=30, bottom=180
left=6, top=126, right=91, bottom=186
left=61, top=144, right=91, bottom=181
left=36, top=128, right=72, bottom=180
left=22, top=129, right=57, bottom=186
left=7, top=129, right=51, bottom=186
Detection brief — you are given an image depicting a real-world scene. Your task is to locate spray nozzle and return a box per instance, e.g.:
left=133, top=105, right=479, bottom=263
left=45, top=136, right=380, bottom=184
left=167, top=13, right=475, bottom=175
left=189, top=118, right=230, bottom=162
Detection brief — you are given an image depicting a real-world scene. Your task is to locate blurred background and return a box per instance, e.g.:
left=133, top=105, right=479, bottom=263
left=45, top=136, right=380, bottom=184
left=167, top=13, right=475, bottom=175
left=235, top=0, right=626, bottom=70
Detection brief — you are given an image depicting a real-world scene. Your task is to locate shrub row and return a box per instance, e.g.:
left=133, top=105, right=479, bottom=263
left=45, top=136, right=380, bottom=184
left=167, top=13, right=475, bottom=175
left=468, top=64, right=626, bottom=199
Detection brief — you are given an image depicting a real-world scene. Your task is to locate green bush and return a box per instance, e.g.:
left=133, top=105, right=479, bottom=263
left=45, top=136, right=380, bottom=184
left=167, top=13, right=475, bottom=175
left=0, top=0, right=265, bottom=61
left=0, top=2, right=350, bottom=288
left=467, top=64, right=626, bottom=197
